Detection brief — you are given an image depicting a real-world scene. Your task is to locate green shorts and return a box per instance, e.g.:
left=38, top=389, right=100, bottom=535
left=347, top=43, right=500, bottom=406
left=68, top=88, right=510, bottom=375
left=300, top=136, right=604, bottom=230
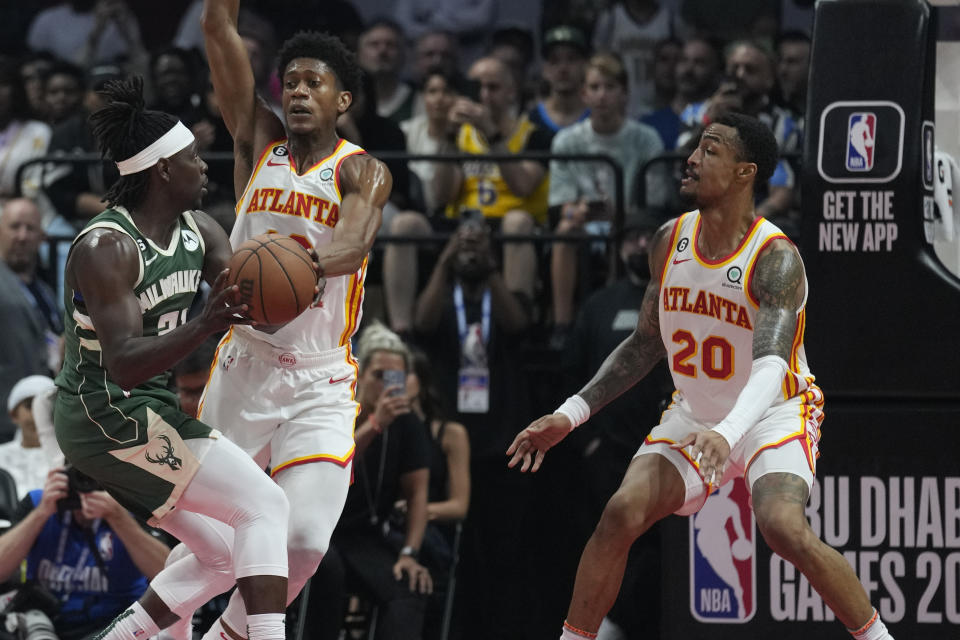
left=54, top=390, right=218, bottom=524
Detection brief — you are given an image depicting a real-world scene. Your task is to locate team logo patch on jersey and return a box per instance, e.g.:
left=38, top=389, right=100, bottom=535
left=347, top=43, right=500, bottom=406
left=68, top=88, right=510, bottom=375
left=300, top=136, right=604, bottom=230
left=319, top=168, right=334, bottom=181
left=690, top=478, right=756, bottom=623
left=144, top=434, right=183, bottom=471
left=845, top=112, right=876, bottom=172
left=181, top=229, right=200, bottom=252
left=279, top=352, right=297, bottom=368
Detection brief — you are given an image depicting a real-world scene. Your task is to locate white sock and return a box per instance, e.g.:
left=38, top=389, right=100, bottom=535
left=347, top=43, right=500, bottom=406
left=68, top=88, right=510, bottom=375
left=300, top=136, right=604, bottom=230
left=561, top=620, right=597, bottom=640
left=95, top=601, right=160, bottom=640
left=245, top=613, right=285, bottom=640
left=849, top=609, right=893, bottom=640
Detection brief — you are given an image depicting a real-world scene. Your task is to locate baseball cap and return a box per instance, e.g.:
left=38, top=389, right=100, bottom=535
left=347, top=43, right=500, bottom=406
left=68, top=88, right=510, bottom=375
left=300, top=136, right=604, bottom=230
left=542, top=25, right=590, bottom=57
left=7, top=375, right=55, bottom=413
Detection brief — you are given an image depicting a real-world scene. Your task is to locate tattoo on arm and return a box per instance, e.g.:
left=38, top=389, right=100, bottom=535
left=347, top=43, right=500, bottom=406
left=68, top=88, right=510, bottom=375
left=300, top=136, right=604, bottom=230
left=751, top=243, right=805, bottom=360
left=751, top=471, right=809, bottom=507
left=579, top=280, right=666, bottom=412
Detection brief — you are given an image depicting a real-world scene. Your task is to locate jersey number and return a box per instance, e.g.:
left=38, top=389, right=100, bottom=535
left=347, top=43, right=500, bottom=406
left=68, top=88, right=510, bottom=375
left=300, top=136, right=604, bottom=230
left=671, top=330, right=734, bottom=380
left=477, top=179, right=497, bottom=206
left=157, top=309, right=188, bottom=336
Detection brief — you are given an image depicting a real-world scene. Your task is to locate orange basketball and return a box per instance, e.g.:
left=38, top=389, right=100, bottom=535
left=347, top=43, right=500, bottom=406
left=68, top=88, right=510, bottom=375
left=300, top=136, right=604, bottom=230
left=227, top=233, right=317, bottom=325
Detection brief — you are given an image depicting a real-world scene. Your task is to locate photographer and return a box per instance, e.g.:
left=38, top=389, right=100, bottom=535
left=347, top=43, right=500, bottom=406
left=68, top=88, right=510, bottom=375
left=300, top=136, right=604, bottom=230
left=0, top=467, right=170, bottom=640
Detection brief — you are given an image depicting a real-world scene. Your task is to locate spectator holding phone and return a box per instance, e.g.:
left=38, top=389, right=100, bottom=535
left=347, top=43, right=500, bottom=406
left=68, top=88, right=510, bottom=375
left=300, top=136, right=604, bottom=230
left=547, top=53, right=666, bottom=349
left=306, top=323, right=432, bottom=640
left=0, top=466, right=171, bottom=640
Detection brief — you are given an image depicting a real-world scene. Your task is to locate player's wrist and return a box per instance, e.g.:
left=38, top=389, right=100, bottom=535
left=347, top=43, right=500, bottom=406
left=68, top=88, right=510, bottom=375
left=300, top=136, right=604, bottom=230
left=367, top=413, right=382, bottom=433
left=554, top=394, right=590, bottom=430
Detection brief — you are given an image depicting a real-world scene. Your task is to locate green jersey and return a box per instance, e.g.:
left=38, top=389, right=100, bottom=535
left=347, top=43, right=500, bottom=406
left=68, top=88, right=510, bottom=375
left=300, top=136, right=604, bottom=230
left=54, top=206, right=213, bottom=522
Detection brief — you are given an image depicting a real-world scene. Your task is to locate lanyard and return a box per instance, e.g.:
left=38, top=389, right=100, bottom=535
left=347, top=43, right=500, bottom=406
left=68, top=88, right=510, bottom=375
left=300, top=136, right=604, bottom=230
left=453, top=284, right=490, bottom=347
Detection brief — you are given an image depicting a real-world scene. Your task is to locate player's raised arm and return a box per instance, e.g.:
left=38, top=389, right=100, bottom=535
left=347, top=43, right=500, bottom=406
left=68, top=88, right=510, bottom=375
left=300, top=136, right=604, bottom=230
left=314, top=154, right=392, bottom=277
left=507, top=219, right=674, bottom=472
left=201, top=0, right=283, bottom=195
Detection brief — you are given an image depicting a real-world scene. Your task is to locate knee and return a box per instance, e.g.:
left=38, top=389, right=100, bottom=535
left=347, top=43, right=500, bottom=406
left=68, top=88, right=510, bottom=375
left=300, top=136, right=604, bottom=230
left=755, top=506, right=813, bottom=562
left=286, top=519, right=331, bottom=578
left=388, top=211, right=430, bottom=236
left=501, top=209, right=534, bottom=235
left=595, top=488, right=652, bottom=543
left=248, top=478, right=289, bottom=524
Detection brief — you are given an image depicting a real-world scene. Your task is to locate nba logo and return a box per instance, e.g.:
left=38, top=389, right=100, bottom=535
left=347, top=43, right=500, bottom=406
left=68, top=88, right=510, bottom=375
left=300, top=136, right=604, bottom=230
left=689, top=477, right=756, bottom=622
left=846, top=113, right=876, bottom=171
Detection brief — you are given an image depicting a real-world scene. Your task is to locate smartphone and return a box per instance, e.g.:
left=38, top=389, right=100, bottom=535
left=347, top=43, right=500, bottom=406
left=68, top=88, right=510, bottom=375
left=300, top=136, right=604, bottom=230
left=382, top=369, right=406, bottom=397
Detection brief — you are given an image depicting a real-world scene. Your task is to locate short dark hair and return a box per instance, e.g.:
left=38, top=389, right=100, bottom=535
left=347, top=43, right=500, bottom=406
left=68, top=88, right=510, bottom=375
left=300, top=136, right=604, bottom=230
left=276, top=31, right=362, bottom=96
left=44, top=60, right=85, bottom=91
left=360, top=16, right=405, bottom=40
left=712, top=112, right=779, bottom=190
left=775, top=30, right=811, bottom=49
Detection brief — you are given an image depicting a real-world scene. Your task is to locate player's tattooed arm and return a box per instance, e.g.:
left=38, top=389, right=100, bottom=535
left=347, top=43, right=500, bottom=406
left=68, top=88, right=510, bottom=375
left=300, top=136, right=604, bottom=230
left=578, top=220, right=674, bottom=413
left=750, top=238, right=806, bottom=361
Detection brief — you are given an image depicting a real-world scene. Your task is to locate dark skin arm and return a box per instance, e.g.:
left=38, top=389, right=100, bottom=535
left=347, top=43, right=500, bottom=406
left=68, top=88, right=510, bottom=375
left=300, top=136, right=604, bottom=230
left=201, top=0, right=285, bottom=200
left=66, top=228, right=249, bottom=391
left=506, top=220, right=675, bottom=472
left=315, top=154, right=392, bottom=277
left=673, top=237, right=806, bottom=480
left=393, top=468, right=433, bottom=595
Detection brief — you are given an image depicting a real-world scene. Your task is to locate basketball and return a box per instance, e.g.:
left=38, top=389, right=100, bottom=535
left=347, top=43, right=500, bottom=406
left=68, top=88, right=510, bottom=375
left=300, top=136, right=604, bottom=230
left=226, top=233, right=317, bottom=325
left=731, top=538, right=752, bottom=561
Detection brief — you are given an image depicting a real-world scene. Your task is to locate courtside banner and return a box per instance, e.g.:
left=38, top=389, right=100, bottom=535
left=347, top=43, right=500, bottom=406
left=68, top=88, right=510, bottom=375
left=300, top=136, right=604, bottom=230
left=660, top=403, right=960, bottom=640
left=689, top=478, right=756, bottom=623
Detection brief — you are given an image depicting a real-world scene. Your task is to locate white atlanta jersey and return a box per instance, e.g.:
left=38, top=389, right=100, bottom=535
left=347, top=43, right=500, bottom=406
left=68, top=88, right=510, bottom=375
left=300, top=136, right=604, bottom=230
left=231, top=138, right=367, bottom=353
left=658, top=211, right=817, bottom=424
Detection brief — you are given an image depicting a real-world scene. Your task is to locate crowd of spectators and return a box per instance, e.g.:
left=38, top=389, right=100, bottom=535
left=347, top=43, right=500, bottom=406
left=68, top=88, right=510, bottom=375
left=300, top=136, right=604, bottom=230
left=0, top=1, right=817, bottom=639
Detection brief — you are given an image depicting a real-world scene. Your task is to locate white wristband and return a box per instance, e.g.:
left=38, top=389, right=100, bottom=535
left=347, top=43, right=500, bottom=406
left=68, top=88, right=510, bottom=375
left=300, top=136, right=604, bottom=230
left=554, top=394, right=591, bottom=430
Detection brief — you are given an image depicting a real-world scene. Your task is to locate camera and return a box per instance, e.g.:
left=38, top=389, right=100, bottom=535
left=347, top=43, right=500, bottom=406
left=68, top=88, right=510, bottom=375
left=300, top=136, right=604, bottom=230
left=56, top=465, right=100, bottom=514
left=5, top=609, right=57, bottom=640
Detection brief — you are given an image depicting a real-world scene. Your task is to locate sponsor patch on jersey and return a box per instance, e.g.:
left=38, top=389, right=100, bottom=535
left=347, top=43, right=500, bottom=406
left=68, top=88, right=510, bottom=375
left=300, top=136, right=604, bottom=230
left=181, top=228, right=200, bottom=252
left=690, top=478, right=756, bottom=623
left=319, top=168, right=334, bottom=181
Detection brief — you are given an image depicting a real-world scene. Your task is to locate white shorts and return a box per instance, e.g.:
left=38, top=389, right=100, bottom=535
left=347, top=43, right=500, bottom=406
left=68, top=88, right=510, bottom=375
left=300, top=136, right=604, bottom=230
left=198, top=328, right=359, bottom=477
left=636, top=387, right=824, bottom=516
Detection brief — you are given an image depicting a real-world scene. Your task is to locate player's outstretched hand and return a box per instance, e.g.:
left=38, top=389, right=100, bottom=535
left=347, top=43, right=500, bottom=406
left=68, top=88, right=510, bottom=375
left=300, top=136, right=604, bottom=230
left=202, top=268, right=253, bottom=333
left=506, top=413, right=572, bottom=473
left=671, top=430, right=731, bottom=487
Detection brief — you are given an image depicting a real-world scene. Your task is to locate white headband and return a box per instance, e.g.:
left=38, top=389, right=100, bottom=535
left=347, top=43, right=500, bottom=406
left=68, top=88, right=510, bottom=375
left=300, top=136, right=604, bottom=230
left=115, top=121, right=195, bottom=176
